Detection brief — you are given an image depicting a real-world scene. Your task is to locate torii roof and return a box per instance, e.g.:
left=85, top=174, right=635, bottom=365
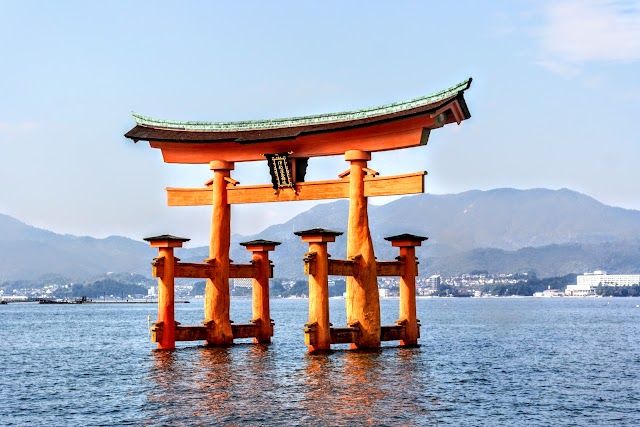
left=125, top=78, right=472, bottom=163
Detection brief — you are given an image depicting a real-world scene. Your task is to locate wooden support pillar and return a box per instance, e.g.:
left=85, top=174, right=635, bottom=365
left=144, top=235, right=190, bottom=350
left=345, top=149, right=380, bottom=348
left=240, top=239, right=281, bottom=344
left=295, top=228, right=344, bottom=352
left=384, top=233, right=428, bottom=347
left=205, top=160, right=234, bottom=345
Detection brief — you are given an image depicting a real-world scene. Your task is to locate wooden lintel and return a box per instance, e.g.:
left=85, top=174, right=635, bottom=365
left=229, top=263, right=257, bottom=279
left=228, top=178, right=349, bottom=204
left=376, top=261, right=404, bottom=277
left=231, top=323, right=259, bottom=339
left=328, top=259, right=359, bottom=277
left=380, top=325, right=405, bottom=342
left=329, top=327, right=360, bottom=345
left=174, top=262, right=215, bottom=279
left=363, top=171, right=425, bottom=198
left=164, top=323, right=275, bottom=342
left=175, top=326, right=208, bottom=341
left=153, top=261, right=262, bottom=279
left=167, top=171, right=426, bottom=206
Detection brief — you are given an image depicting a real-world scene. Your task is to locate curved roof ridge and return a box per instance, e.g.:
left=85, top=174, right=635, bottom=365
left=132, top=78, right=471, bottom=132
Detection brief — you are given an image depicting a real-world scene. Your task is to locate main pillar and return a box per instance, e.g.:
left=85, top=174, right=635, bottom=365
left=384, top=233, right=428, bottom=347
left=144, top=235, right=190, bottom=350
left=295, top=228, right=344, bottom=352
left=345, top=149, right=381, bottom=348
left=240, top=239, right=281, bottom=344
left=205, top=160, right=234, bottom=345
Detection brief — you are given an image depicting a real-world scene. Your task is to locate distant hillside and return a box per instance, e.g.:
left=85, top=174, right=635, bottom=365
left=427, top=241, right=640, bottom=278
left=376, top=188, right=640, bottom=251
left=2, top=188, right=640, bottom=281
left=222, top=188, right=640, bottom=278
left=0, top=213, right=155, bottom=280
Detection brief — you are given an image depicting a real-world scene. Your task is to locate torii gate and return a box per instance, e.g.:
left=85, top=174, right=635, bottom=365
left=125, top=78, right=472, bottom=351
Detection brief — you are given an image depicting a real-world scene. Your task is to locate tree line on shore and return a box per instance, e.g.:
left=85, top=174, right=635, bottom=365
left=4, top=273, right=640, bottom=300
left=476, top=273, right=579, bottom=297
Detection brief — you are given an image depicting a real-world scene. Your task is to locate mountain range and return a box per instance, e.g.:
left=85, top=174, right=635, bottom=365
left=2, top=188, right=639, bottom=281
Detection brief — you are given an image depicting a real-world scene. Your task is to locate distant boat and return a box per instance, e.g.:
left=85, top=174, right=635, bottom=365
left=38, top=297, right=88, bottom=305
left=533, top=289, right=564, bottom=297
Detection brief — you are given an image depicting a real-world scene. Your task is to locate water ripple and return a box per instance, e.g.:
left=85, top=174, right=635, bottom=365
left=1, top=298, right=639, bottom=425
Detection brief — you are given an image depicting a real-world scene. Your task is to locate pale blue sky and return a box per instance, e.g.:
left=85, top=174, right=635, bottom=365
left=1, top=1, right=639, bottom=246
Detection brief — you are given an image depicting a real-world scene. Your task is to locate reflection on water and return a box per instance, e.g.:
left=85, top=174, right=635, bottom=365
left=146, top=345, right=434, bottom=426
left=4, top=298, right=639, bottom=426
left=303, top=350, right=393, bottom=425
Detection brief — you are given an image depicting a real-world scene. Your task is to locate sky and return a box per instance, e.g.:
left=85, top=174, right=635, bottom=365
left=1, top=0, right=639, bottom=247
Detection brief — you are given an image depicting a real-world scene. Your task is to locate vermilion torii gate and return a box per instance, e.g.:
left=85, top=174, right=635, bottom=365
left=126, top=78, right=472, bottom=351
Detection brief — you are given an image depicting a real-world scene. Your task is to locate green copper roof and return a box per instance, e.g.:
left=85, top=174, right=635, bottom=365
left=132, top=78, right=471, bottom=131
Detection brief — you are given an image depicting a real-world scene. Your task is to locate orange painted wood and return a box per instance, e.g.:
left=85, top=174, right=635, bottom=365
left=151, top=260, right=163, bottom=278
left=229, top=179, right=349, bottom=204
left=303, top=253, right=316, bottom=275
left=329, top=327, right=359, bottom=344
left=306, top=242, right=332, bottom=352
left=166, top=187, right=212, bottom=206
left=204, top=164, right=234, bottom=345
left=345, top=151, right=381, bottom=348
left=166, top=172, right=426, bottom=206
left=171, top=325, right=270, bottom=342
left=231, top=323, right=260, bottom=339
left=155, top=261, right=257, bottom=279
left=375, top=261, right=404, bottom=277
left=173, top=262, right=214, bottom=279
left=175, top=326, right=208, bottom=341
left=327, top=259, right=358, bottom=277
left=398, top=246, right=419, bottom=346
left=380, top=325, right=405, bottom=342
left=250, top=250, right=273, bottom=344
left=156, top=247, right=176, bottom=350
left=364, top=172, right=425, bottom=197
left=229, top=263, right=257, bottom=279
left=149, top=115, right=434, bottom=163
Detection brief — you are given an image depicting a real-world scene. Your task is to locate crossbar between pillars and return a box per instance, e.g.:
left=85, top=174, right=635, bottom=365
left=145, top=235, right=279, bottom=349
left=297, top=229, right=427, bottom=352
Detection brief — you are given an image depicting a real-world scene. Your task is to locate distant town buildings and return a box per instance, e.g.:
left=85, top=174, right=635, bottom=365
left=564, top=271, right=640, bottom=296
left=426, top=275, right=441, bottom=289
left=376, top=271, right=531, bottom=297
left=3, top=269, right=640, bottom=301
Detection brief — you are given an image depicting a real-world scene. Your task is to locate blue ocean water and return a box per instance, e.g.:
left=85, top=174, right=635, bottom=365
left=1, top=297, right=639, bottom=426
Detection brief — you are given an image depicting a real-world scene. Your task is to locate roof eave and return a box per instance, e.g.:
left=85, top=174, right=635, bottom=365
left=126, top=78, right=472, bottom=136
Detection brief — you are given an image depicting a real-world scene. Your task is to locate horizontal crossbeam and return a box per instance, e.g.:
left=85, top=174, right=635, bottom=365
left=152, top=261, right=266, bottom=279
left=152, top=323, right=262, bottom=342
left=328, top=259, right=358, bottom=277
left=303, top=259, right=409, bottom=278
left=167, top=172, right=426, bottom=206
left=303, top=324, right=418, bottom=346
left=376, top=261, right=404, bottom=276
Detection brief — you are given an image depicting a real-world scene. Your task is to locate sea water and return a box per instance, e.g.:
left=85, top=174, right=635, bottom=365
left=1, top=298, right=639, bottom=426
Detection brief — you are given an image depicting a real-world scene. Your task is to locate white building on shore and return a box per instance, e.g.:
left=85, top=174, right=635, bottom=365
left=565, top=271, right=640, bottom=296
